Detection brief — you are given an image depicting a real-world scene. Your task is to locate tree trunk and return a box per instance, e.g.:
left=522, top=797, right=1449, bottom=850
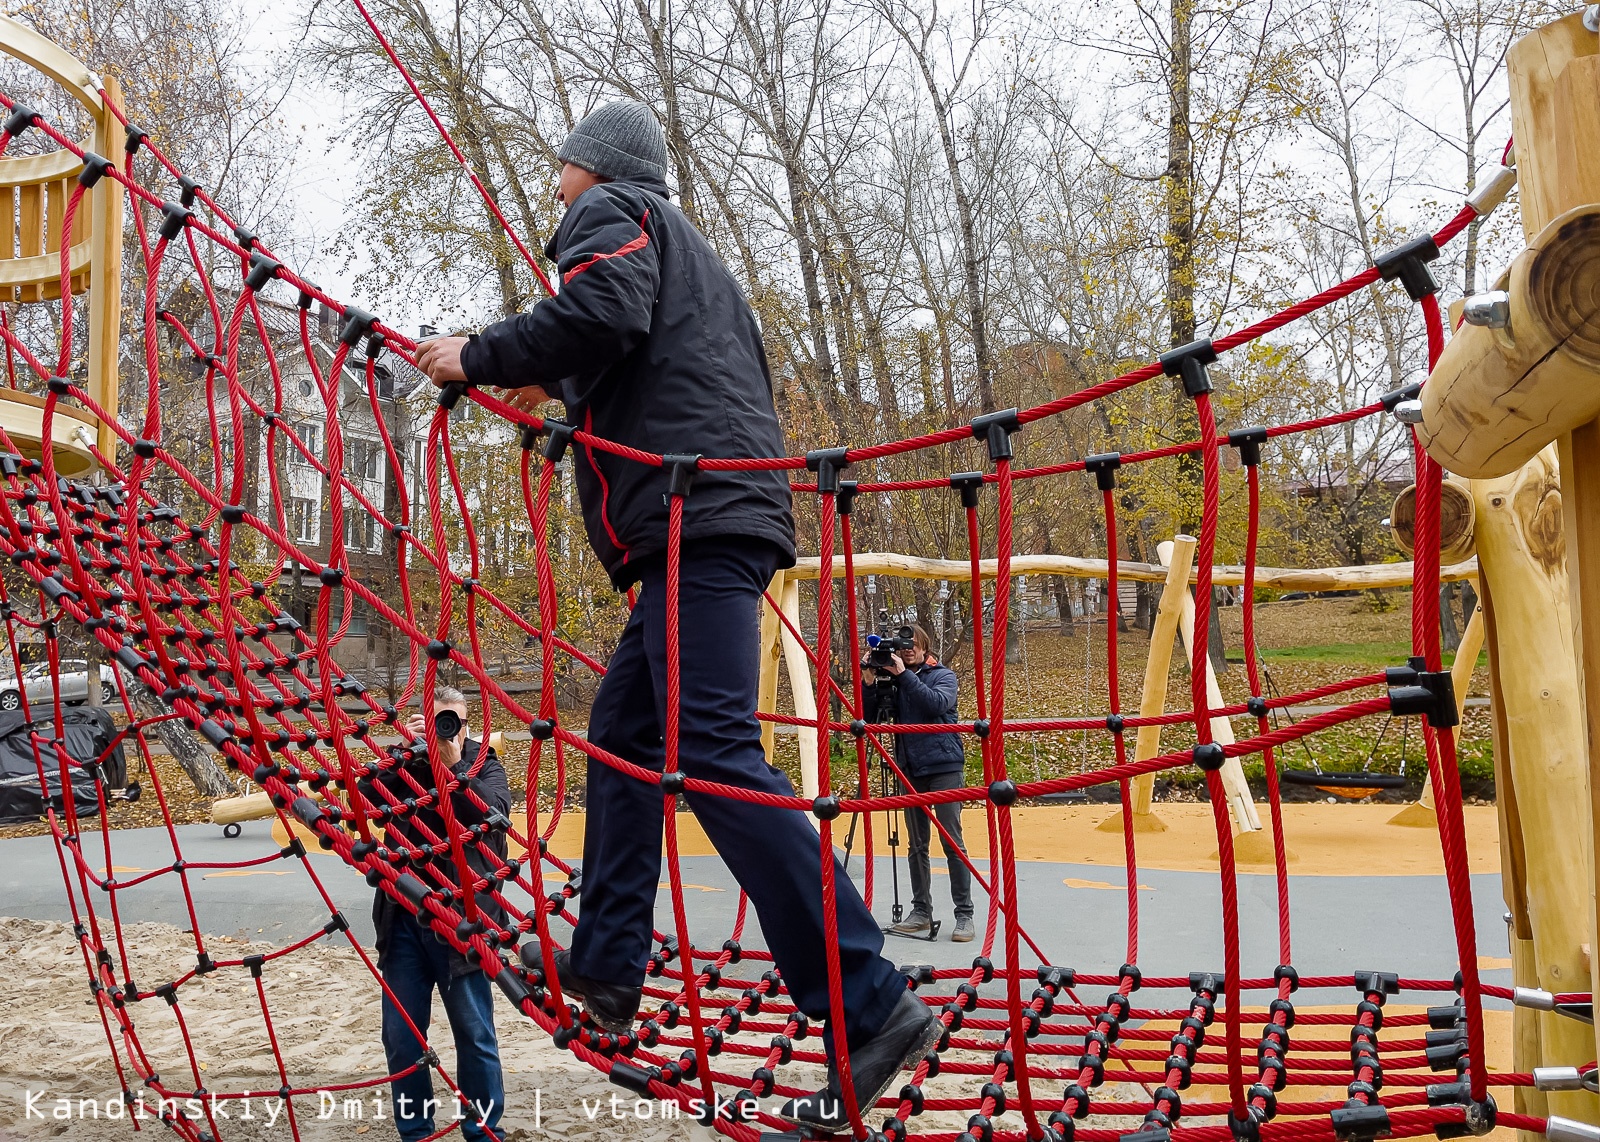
left=1440, top=582, right=1462, bottom=652
left=123, top=676, right=234, bottom=797
left=1208, top=585, right=1228, bottom=673
left=1166, top=0, right=1203, bottom=531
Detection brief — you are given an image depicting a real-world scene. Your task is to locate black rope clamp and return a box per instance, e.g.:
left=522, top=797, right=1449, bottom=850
left=177, top=176, right=202, bottom=208
left=806, top=446, right=850, bottom=495
left=1330, top=1103, right=1391, bottom=1142
left=1381, top=382, right=1422, bottom=412
left=836, top=479, right=859, bottom=515
left=437, top=381, right=472, bottom=410
left=123, top=122, right=149, bottom=154
left=1084, top=452, right=1121, bottom=491
left=664, top=453, right=700, bottom=499
left=244, top=252, right=281, bottom=293
left=339, top=306, right=378, bottom=348
left=1375, top=235, right=1441, bottom=301
left=1228, top=426, right=1268, bottom=467
left=1388, top=668, right=1458, bottom=728
left=2, top=102, right=37, bottom=138
left=972, top=408, right=1022, bottom=462
left=1161, top=339, right=1218, bottom=398
left=78, top=152, right=115, bottom=190
left=951, top=471, right=986, bottom=508
left=541, top=419, right=574, bottom=463
left=158, top=200, right=192, bottom=242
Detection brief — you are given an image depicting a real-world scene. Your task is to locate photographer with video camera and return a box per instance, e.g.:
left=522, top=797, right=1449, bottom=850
left=860, top=622, right=975, bottom=943
left=362, top=686, right=510, bottom=1141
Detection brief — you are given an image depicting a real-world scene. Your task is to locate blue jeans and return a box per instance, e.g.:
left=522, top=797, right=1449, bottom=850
left=571, top=537, right=906, bottom=1055
left=381, top=915, right=506, bottom=1141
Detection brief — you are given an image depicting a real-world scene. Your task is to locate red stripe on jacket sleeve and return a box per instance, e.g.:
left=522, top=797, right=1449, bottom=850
left=563, top=210, right=651, bottom=285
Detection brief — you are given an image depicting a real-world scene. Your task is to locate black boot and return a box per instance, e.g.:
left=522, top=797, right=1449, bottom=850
left=520, top=945, right=640, bottom=1034
left=779, top=989, right=941, bottom=1133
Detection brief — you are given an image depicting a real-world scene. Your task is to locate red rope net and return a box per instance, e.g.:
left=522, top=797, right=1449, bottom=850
left=0, top=83, right=1562, bottom=1142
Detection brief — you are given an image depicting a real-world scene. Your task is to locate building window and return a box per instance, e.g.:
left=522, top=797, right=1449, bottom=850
left=345, top=510, right=382, bottom=554
left=289, top=422, right=319, bottom=467
left=290, top=497, right=318, bottom=542
left=349, top=437, right=383, bottom=482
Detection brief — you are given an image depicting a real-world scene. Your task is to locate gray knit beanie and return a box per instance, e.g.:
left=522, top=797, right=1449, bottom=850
left=557, top=101, right=669, bottom=182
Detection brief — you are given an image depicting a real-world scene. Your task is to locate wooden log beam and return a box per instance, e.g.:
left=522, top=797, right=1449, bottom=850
left=787, top=552, right=1475, bottom=591
left=1417, top=202, right=1600, bottom=479
left=1098, top=535, right=1196, bottom=834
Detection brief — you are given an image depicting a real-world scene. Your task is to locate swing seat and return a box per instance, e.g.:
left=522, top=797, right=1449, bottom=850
left=1281, top=769, right=1407, bottom=799
left=1036, top=791, right=1089, bottom=804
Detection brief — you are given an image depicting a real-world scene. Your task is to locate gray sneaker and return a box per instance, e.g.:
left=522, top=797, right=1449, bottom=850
left=951, top=916, right=976, bottom=943
left=888, top=912, right=933, bottom=936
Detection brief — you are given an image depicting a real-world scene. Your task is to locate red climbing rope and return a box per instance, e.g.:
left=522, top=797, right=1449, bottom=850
left=0, top=82, right=1544, bottom=1142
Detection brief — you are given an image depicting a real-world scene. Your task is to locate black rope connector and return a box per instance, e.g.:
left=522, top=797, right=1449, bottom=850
left=2, top=102, right=37, bottom=138
left=1161, top=339, right=1219, bottom=398
left=339, top=306, right=378, bottom=348
left=531, top=719, right=555, bottom=740
left=437, top=381, right=471, bottom=410
left=123, top=122, right=149, bottom=154
left=542, top=419, right=574, bottom=463
left=972, top=408, right=1022, bottom=462
left=1084, top=452, right=1121, bottom=491
left=1330, top=1103, right=1391, bottom=1142
left=220, top=504, right=246, bottom=525
left=951, top=471, right=986, bottom=508
left=806, top=446, right=851, bottom=495
left=78, top=152, right=115, bottom=189
left=608, top=1059, right=656, bottom=1096
left=158, top=200, right=192, bottom=242
left=1381, top=382, right=1423, bottom=412
left=1228, top=426, right=1269, bottom=467
left=233, top=224, right=258, bottom=250
left=1193, top=742, right=1226, bottom=771
left=425, top=638, right=453, bottom=661
left=177, top=176, right=202, bottom=208
left=318, top=566, right=345, bottom=587
left=812, top=794, right=841, bottom=820
left=297, top=281, right=319, bottom=310
left=988, top=779, right=1018, bottom=806
left=664, top=453, right=700, bottom=499
left=1388, top=670, right=1458, bottom=728
left=1375, top=235, right=1441, bottom=301
left=1247, top=695, right=1268, bottom=718
left=660, top=770, right=685, bottom=794
left=244, top=252, right=281, bottom=293
left=836, top=479, right=859, bottom=515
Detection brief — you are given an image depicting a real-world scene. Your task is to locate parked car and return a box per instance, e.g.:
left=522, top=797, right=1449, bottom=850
left=0, top=660, right=118, bottom=711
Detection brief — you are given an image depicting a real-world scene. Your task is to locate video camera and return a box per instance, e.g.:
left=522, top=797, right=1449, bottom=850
left=863, top=612, right=917, bottom=669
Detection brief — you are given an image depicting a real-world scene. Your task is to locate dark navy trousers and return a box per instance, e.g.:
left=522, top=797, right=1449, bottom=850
left=570, top=536, right=906, bottom=1049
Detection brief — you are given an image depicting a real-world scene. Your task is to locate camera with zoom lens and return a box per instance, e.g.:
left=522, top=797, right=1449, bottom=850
left=863, top=614, right=916, bottom=668
left=404, top=708, right=464, bottom=765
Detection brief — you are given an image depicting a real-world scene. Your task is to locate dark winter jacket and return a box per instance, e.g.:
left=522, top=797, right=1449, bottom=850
left=367, top=738, right=511, bottom=979
left=883, top=660, right=965, bottom=778
left=459, top=174, right=796, bottom=589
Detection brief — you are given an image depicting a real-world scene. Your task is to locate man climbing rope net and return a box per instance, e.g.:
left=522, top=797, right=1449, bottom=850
left=414, top=99, right=940, bottom=1133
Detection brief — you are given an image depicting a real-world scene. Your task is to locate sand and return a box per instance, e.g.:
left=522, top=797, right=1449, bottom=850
left=0, top=916, right=706, bottom=1141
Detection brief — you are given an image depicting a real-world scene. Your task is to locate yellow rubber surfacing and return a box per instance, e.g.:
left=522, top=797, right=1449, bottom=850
left=520, top=804, right=1502, bottom=876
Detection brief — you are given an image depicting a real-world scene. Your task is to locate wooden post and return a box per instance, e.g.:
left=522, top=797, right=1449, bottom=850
left=89, top=76, right=123, bottom=465
left=777, top=574, right=820, bottom=799
left=757, top=572, right=784, bottom=765
left=1097, top=535, right=1196, bottom=834
left=1469, top=449, right=1595, bottom=1119
left=1389, top=583, right=1483, bottom=827
left=1170, top=554, right=1265, bottom=844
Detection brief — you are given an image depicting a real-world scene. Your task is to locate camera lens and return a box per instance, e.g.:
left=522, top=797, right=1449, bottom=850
left=434, top=708, right=462, bottom=741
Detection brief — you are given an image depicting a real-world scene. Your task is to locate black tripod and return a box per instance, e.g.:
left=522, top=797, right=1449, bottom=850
left=841, top=675, right=940, bottom=942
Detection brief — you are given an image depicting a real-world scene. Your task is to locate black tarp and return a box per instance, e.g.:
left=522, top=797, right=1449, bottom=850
left=0, top=707, right=125, bottom=825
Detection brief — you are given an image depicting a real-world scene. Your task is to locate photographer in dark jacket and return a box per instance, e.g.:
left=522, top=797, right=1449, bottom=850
left=862, top=624, right=974, bottom=942
left=363, top=687, right=510, bottom=1142
left=415, top=101, right=935, bottom=1135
